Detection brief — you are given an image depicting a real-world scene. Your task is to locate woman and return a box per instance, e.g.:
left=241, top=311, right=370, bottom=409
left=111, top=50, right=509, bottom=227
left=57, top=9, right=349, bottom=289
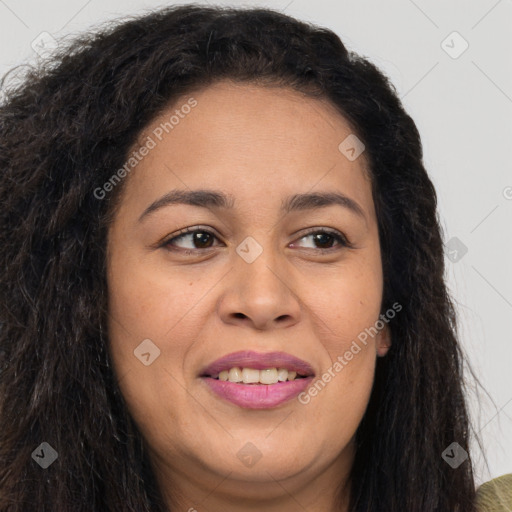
left=0, top=4, right=504, bottom=511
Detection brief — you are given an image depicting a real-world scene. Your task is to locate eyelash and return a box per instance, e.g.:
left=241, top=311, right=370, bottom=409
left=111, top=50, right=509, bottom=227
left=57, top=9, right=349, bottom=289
left=160, top=225, right=353, bottom=254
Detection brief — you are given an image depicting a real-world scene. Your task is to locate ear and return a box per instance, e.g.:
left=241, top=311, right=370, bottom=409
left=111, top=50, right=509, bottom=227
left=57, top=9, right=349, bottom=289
left=376, top=323, right=391, bottom=357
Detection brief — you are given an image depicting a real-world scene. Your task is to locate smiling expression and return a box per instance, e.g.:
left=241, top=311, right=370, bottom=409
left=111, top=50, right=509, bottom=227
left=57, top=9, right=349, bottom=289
left=105, top=80, right=391, bottom=507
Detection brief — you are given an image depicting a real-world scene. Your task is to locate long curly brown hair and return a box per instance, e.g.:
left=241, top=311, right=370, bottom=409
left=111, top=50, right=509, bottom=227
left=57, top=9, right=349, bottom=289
left=0, top=4, right=486, bottom=511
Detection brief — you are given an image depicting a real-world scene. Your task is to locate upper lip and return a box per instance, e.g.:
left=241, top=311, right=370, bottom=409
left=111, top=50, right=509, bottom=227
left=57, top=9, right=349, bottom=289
left=200, top=350, right=315, bottom=377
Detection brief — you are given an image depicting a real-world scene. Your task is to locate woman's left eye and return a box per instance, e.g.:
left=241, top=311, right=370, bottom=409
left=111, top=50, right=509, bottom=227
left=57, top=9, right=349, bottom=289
left=293, top=230, right=350, bottom=251
left=162, top=227, right=351, bottom=252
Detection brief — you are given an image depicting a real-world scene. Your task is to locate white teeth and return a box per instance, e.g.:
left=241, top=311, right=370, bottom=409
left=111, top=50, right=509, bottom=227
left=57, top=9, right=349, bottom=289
left=213, top=367, right=304, bottom=384
left=277, top=368, right=288, bottom=382
left=260, top=368, right=278, bottom=385
left=228, top=367, right=243, bottom=382
left=242, top=368, right=260, bottom=384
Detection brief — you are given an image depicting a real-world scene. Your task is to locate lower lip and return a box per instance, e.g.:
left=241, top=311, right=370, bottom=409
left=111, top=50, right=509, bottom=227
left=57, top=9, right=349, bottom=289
left=200, top=376, right=313, bottom=409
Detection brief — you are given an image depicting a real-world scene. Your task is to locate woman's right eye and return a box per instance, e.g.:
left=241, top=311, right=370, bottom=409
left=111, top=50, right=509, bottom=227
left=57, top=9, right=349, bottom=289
left=162, top=228, right=221, bottom=251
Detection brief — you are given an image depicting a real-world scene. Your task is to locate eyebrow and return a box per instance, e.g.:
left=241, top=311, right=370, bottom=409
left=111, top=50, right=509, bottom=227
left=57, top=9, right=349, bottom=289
left=138, top=189, right=366, bottom=222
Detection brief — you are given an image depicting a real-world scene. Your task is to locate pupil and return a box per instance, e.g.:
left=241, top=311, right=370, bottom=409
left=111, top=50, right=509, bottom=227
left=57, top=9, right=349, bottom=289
left=194, top=232, right=212, bottom=248
left=315, top=233, right=332, bottom=248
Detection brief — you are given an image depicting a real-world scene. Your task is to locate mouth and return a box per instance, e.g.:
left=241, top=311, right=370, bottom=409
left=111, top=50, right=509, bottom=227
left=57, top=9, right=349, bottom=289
left=204, top=368, right=309, bottom=384
left=199, top=350, right=315, bottom=382
left=199, top=350, right=315, bottom=409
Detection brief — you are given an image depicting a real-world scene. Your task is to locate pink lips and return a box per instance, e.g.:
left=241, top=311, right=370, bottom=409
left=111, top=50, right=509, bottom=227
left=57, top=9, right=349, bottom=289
left=199, top=350, right=315, bottom=409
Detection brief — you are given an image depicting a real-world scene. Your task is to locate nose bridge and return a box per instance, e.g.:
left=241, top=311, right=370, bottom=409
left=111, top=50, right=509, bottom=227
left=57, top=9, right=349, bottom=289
left=235, top=233, right=288, bottom=298
left=217, top=232, right=301, bottom=329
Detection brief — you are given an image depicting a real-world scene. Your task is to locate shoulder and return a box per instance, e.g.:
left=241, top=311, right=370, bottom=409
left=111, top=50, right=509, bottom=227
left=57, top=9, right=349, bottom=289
left=475, top=473, right=512, bottom=512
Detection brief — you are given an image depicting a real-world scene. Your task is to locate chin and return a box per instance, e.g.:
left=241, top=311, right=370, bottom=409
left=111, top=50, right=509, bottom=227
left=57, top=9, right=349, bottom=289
left=206, top=446, right=315, bottom=482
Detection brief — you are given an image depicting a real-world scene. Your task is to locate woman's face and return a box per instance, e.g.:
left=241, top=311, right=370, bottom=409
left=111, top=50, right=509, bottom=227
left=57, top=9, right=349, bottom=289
left=106, top=81, right=391, bottom=508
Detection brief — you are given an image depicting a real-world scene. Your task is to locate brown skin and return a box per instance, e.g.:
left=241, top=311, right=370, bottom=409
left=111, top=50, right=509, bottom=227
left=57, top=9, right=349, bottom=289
left=106, top=80, right=391, bottom=512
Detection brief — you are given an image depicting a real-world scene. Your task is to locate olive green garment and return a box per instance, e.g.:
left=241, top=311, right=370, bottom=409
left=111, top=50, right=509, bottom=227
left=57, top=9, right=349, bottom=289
left=476, top=473, right=512, bottom=512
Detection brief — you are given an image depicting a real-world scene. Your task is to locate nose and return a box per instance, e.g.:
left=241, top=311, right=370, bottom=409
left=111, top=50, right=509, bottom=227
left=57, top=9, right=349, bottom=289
left=217, top=248, right=302, bottom=331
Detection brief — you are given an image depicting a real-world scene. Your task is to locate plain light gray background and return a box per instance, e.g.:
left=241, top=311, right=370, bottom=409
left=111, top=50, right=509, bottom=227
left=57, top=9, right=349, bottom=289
left=1, top=0, right=511, bottom=486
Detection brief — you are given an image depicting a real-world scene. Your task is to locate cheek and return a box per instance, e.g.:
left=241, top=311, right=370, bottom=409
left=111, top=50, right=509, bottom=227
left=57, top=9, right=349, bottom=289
left=105, top=252, right=216, bottom=415
left=299, top=248, right=381, bottom=416
left=105, top=261, right=199, bottom=449
left=106, top=253, right=208, bottom=352
left=306, top=255, right=383, bottom=348
left=302, top=342, right=376, bottom=452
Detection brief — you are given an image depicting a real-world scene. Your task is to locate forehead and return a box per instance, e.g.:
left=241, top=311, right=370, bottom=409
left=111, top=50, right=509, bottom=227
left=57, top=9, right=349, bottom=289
left=119, top=80, right=375, bottom=221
